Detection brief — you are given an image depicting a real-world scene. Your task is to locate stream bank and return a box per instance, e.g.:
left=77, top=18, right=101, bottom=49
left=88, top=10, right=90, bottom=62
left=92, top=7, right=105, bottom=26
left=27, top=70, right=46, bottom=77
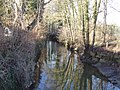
left=80, top=45, right=120, bottom=89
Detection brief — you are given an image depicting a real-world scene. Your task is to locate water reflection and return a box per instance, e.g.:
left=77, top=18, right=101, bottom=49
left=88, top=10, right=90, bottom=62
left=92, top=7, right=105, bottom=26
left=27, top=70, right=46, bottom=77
left=37, top=41, right=120, bottom=90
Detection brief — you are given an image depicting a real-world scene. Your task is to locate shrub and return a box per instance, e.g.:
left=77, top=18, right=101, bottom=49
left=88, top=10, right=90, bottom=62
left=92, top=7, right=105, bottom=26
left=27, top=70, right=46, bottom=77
left=0, top=26, right=37, bottom=90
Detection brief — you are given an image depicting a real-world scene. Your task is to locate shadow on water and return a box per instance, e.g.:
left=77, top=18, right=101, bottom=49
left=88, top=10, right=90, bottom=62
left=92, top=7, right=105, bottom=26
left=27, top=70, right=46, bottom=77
left=36, top=41, right=120, bottom=90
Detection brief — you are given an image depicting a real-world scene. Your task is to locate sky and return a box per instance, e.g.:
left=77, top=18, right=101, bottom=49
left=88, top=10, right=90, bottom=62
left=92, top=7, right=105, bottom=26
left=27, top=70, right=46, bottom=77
left=92, top=0, right=120, bottom=26
left=45, top=0, right=120, bottom=26
left=107, top=0, right=120, bottom=26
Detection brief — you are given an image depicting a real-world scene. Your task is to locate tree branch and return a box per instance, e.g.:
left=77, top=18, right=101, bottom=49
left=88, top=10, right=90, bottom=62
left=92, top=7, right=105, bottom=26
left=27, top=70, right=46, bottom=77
left=27, top=14, right=38, bottom=31
left=110, top=6, right=120, bottom=13
left=44, top=0, right=52, bottom=5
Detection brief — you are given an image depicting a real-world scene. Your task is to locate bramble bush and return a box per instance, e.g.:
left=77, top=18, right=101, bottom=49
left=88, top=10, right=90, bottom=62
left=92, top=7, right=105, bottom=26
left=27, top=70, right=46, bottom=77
left=0, top=25, right=37, bottom=90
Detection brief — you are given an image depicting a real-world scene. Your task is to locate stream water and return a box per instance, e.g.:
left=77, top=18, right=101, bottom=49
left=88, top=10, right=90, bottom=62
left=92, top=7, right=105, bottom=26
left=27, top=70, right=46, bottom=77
left=36, top=41, right=120, bottom=90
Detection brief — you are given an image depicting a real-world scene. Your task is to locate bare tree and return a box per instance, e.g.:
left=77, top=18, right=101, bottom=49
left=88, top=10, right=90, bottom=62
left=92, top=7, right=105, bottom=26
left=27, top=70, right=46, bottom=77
left=27, top=0, right=52, bottom=31
left=12, top=0, right=25, bottom=29
left=92, top=0, right=101, bottom=46
left=85, top=0, right=90, bottom=49
left=81, top=2, right=86, bottom=46
left=103, top=0, right=107, bottom=45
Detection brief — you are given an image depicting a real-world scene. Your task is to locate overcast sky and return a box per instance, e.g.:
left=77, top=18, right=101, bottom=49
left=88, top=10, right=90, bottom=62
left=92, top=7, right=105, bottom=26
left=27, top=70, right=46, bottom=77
left=106, top=0, right=120, bottom=26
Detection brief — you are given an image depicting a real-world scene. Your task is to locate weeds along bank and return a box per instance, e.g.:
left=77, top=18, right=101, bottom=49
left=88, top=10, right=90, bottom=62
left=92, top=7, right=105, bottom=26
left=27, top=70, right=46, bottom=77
left=0, top=24, right=44, bottom=90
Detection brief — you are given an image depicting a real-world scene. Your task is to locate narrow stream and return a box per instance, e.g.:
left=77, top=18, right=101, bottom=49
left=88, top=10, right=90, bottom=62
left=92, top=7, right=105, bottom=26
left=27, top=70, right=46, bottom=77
left=36, top=41, right=120, bottom=90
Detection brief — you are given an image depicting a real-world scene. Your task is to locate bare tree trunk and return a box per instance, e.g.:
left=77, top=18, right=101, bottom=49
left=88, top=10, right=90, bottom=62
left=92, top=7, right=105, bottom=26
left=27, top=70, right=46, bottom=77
left=27, top=0, right=52, bottom=31
left=82, top=12, right=86, bottom=45
left=20, top=0, right=25, bottom=29
left=64, top=0, right=74, bottom=42
left=92, top=0, right=101, bottom=46
left=77, top=0, right=86, bottom=46
left=27, top=0, right=44, bottom=31
left=12, top=0, right=26, bottom=29
left=13, top=1, right=18, bottom=25
left=85, top=0, right=90, bottom=49
left=103, top=0, right=107, bottom=45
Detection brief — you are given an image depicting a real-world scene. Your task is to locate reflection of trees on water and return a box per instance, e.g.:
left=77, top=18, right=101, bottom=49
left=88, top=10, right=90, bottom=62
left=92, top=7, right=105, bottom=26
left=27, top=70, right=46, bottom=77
left=53, top=52, right=115, bottom=90
left=53, top=52, right=84, bottom=90
left=38, top=41, right=120, bottom=90
left=46, top=41, right=85, bottom=89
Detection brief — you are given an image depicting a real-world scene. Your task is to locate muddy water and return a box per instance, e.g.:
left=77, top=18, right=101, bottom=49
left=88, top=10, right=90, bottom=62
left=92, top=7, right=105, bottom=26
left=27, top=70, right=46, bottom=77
left=36, top=41, right=120, bottom=90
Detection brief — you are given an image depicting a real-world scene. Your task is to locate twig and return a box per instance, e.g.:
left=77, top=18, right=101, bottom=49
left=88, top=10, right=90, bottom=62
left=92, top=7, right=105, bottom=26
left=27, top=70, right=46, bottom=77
left=44, top=0, right=52, bottom=5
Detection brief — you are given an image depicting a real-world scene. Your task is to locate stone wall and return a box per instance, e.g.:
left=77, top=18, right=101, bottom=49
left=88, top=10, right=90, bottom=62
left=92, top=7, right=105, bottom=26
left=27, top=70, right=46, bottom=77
left=81, top=46, right=120, bottom=64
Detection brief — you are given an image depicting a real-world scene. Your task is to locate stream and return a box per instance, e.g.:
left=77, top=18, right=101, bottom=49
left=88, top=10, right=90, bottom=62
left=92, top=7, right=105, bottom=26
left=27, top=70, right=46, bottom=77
left=36, top=41, right=120, bottom=90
